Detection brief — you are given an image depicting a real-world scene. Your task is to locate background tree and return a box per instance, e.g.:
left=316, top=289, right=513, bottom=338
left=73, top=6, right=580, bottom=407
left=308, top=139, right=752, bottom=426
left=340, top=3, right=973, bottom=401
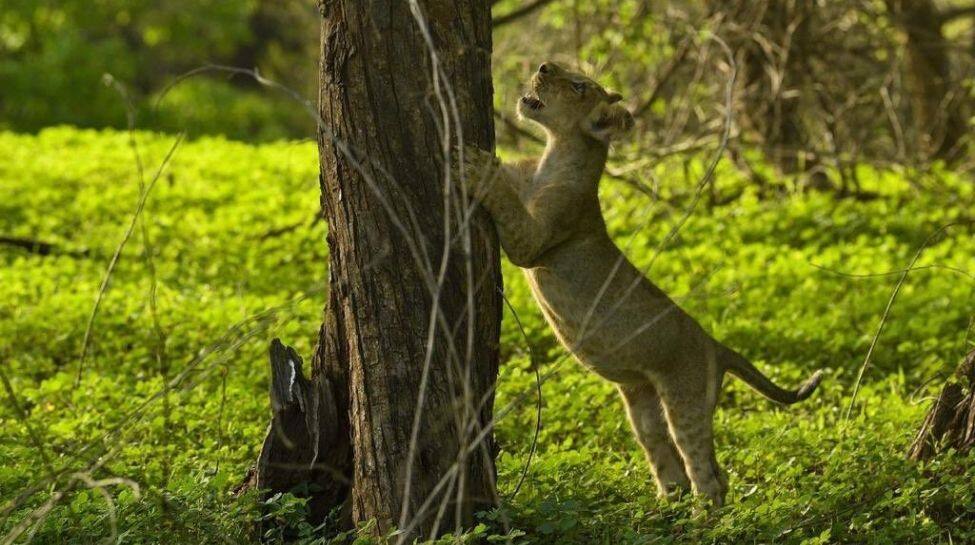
left=886, top=0, right=969, bottom=162
left=727, top=1, right=818, bottom=176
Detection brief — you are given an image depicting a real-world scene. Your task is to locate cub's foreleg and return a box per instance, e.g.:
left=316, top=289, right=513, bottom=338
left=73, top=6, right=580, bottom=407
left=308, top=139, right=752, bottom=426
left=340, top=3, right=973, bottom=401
left=459, top=148, right=553, bottom=267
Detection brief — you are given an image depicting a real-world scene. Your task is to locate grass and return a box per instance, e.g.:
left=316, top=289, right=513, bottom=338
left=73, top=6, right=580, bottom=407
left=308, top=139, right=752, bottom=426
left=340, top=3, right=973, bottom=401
left=1, top=127, right=974, bottom=544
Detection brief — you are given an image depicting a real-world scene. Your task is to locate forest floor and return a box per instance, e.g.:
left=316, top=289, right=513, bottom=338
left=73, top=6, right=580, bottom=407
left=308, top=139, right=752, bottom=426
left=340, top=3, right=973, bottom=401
left=2, top=127, right=975, bottom=544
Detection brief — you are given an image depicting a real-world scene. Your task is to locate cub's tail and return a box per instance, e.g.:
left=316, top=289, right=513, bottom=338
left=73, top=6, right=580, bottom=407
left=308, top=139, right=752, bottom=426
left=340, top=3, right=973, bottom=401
left=721, top=348, right=823, bottom=405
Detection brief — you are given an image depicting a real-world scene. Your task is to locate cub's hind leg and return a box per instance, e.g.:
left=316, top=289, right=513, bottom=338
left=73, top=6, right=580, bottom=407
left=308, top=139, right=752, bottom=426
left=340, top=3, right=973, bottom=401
left=657, top=371, right=726, bottom=507
left=618, top=382, right=690, bottom=497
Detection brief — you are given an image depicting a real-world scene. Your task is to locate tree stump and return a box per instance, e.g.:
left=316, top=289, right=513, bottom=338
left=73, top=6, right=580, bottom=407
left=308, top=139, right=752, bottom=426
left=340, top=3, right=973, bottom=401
left=237, top=339, right=350, bottom=528
left=908, top=348, right=975, bottom=461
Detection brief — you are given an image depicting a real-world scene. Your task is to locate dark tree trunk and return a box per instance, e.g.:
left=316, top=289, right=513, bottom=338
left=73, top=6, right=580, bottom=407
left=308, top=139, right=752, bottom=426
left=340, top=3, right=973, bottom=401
left=310, top=0, right=501, bottom=538
left=747, top=0, right=812, bottom=173
left=727, top=0, right=828, bottom=185
left=242, top=1, right=500, bottom=540
left=887, top=0, right=967, bottom=162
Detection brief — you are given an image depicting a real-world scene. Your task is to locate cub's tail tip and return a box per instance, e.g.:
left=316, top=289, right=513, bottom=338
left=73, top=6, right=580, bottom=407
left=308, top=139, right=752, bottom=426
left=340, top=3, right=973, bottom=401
left=795, top=370, right=824, bottom=402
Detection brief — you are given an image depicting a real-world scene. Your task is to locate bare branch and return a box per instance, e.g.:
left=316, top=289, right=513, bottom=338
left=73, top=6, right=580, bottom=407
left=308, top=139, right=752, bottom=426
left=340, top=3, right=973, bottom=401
left=845, top=221, right=975, bottom=421
left=0, top=236, right=88, bottom=257
left=493, top=0, right=557, bottom=28
left=494, top=108, right=543, bottom=145
left=634, top=36, right=695, bottom=119
left=939, top=4, right=975, bottom=25
left=74, top=134, right=184, bottom=387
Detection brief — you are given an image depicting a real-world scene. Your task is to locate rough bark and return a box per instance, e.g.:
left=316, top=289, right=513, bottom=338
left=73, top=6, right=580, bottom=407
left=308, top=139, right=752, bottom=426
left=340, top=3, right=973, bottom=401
left=909, top=348, right=975, bottom=461
left=238, top=340, right=349, bottom=529
left=312, top=0, right=501, bottom=538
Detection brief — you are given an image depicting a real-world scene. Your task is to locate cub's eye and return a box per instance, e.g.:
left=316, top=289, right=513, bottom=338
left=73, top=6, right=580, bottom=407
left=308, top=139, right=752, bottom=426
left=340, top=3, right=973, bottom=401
left=571, top=81, right=586, bottom=95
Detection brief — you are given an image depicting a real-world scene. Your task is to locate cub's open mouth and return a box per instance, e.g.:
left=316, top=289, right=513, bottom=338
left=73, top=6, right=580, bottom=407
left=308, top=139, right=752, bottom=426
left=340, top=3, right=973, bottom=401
left=521, top=95, right=545, bottom=110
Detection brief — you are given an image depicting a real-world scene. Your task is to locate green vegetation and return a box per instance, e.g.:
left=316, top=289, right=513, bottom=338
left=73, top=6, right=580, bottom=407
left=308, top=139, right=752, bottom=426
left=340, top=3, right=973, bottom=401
left=2, top=128, right=974, bottom=543
left=0, top=1, right=316, bottom=140
left=3, top=0, right=974, bottom=542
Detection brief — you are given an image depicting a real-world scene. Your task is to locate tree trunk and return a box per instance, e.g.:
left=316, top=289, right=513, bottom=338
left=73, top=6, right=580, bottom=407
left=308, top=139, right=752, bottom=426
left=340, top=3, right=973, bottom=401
left=750, top=0, right=812, bottom=173
left=311, top=0, right=501, bottom=538
left=887, top=0, right=966, bottom=162
left=727, top=0, right=828, bottom=186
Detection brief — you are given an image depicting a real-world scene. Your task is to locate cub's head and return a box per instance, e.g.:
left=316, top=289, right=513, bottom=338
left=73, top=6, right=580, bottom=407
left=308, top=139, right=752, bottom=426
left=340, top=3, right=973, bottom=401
left=518, top=62, right=634, bottom=143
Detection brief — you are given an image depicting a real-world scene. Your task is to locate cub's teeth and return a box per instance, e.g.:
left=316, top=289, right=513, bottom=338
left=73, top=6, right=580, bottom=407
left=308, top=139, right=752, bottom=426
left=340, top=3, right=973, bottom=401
left=520, top=95, right=545, bottom=110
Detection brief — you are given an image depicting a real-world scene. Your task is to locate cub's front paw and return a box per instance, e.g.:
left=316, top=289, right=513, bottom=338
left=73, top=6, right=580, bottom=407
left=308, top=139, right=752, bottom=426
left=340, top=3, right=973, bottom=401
left=452, top=145, right=500, bottom=199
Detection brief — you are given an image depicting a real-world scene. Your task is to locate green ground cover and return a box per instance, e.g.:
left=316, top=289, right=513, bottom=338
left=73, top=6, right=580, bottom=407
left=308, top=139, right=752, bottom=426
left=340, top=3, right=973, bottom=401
left=1, top=127, right=974, bottom=544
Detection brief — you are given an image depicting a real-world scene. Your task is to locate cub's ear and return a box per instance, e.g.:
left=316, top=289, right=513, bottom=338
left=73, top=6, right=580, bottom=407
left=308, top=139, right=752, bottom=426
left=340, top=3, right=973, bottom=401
left=583, top=102, right=634, bottom=142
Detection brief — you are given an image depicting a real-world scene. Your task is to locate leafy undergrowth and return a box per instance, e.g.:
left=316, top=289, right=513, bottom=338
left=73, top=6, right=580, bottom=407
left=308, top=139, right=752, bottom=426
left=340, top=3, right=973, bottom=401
left=1, top=127, right=974, bottom=544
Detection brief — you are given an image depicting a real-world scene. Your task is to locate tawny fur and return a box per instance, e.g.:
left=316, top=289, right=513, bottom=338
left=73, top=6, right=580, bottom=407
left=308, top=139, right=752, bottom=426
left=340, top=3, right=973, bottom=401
left=463, top=62, right=823, bottom=506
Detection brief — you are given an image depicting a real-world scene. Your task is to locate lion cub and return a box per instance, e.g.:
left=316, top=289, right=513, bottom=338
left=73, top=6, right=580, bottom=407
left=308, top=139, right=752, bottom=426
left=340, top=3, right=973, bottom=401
left=463, top=62, right=822, bottom=506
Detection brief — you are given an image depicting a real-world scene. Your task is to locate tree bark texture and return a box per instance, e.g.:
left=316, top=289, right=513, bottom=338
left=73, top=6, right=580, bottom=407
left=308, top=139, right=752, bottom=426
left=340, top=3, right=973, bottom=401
left=238, top=340, right=348, bottom=535
left=313, top=0, right=501, bottom=538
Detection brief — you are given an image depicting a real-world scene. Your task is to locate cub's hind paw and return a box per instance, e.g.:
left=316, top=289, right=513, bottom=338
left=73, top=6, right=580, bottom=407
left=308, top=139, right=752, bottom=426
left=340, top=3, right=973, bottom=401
left=657, top=480, right=690, bottom=502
